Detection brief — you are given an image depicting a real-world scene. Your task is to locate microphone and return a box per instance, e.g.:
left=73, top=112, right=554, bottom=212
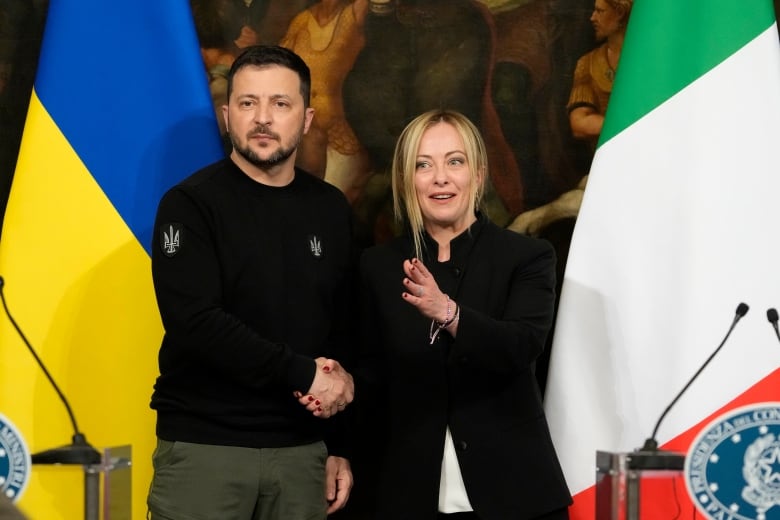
left=0, top=276, right=101, bottom=465
left=767, top=308, right=780, bottom=341
left=640, top=302, right=749, bottom=455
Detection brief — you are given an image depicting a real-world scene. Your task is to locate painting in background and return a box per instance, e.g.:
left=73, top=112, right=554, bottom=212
left=186, top=0, right=601, bottom=395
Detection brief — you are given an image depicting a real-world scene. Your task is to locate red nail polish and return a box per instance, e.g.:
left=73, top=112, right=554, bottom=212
left=315, top=400, right=321, bottom=405
left=317, top=407, right=322, bottom=412
left=308, top=395, right=314, bottom=402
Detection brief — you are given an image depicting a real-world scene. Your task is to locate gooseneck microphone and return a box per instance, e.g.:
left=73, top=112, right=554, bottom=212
left=0, top=276, right=100, bottom=464
left=641, top=302, right=749, bottom=452
left=767, top=308, right=780, bottom=341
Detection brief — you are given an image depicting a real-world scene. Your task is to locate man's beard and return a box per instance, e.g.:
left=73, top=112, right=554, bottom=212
left=230, top=123, right=303, bottom=169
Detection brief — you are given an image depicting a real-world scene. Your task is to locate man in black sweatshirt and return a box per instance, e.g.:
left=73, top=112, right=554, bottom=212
left=147, top=45, right=355, bottom=520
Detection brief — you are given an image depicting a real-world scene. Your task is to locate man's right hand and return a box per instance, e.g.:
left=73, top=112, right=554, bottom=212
left=294, top=357, right=354, bottom=418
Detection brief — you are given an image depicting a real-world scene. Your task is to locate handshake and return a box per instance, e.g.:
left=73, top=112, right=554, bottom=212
left=294, top=357, right=354, bottom=419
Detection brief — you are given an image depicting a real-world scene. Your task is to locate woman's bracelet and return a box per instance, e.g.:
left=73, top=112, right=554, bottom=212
left=429, top=296, right=459, bottom=344
left=444, top=303, right=460, bottom=329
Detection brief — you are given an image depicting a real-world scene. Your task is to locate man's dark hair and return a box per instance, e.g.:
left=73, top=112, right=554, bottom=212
left=226, top=45, right=311, bottom=107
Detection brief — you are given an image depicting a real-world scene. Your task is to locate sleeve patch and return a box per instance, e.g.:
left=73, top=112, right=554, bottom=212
left=159, top=223, right=183, bottom=257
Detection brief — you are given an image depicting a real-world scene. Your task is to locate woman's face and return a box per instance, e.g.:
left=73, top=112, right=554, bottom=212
left=413, top=121, right=476, bottom=234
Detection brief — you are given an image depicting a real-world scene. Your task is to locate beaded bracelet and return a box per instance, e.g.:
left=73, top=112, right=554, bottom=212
left=442, top=295, right=452, bottom=324
left=429, top=296, right=459, bottom=344
left=445, top=303, right=460, bottom=330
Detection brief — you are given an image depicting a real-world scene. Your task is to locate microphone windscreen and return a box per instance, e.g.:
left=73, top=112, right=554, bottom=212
left=736, top=303, right=749, bottom=317
left=767, top=308, right=779, bottom=324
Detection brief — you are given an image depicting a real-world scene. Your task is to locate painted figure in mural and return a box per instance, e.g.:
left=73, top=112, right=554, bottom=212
left=191, top=0, right=243, bottom=141
left=147, top=45, right=355, bottom=520
left=508, top=0, right=632, bottom=236
left=567, top=0, right=631, bottom=148
left=343, top=0, right=513, bottom=245
left=218, top=0, right=313, bottom=48
left=280, top=0, right=372, bottom=203
left=343, top=109, right=572, bottom=519
left=490, top=0, right=595, bottom=212
left=190, top=0, right=314, bottom=140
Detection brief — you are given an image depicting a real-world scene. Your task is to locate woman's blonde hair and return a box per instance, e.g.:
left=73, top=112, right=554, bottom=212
left=390, top=109, right=487, bottom=259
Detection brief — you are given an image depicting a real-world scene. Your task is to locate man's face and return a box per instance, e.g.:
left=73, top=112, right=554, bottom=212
left=590, top=0, right=622, bottom=41
left=223, top=64, right=313, bottom=170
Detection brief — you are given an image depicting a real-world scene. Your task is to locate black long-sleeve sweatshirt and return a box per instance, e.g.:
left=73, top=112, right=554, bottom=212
left=150, top=158, right=354, bottom=455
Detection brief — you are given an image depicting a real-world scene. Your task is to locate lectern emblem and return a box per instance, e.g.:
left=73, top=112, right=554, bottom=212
left=684, top=402, right=780, bottom=520
left=0, top=413, right=31, bottom=501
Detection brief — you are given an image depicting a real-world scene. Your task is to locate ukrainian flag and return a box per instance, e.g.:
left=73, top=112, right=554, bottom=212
left=0, top=1, right=224, bottom=517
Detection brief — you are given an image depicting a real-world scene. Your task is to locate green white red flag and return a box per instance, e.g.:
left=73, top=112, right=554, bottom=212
left=544, top=0, right=780, bottom=517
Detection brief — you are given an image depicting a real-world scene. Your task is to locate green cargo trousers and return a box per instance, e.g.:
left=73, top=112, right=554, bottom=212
left=147, top=439, right=328, bottom=520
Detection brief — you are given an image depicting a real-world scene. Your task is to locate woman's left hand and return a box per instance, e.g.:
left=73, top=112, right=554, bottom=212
left=402, top=258, right=453, bottom=323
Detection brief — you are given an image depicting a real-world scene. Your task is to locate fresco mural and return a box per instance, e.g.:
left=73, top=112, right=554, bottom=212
left=0, top=0, right=641, bottom=252
left=188, top=0, right=598, bottom=250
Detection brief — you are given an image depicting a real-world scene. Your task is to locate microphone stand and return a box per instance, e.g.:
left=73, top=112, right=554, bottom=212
left=30, top=433, right=101, bottom=465
left=596, top=304, right=747, bottom=520
left=767, top=308, right=780, bottom=341
left=0, top=277, right=101, bottom=520
left=630, top=303, right=749, bottom=471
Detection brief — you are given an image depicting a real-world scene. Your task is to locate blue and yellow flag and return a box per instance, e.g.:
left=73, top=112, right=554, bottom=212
left=0, top=1, right=224, bottom=517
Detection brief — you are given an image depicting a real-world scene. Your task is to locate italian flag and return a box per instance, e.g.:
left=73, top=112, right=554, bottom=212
left=544, top=0, right=780, bottom=517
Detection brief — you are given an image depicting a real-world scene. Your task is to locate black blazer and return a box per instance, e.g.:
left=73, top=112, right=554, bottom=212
left=354, top=214, right=572, bottom=520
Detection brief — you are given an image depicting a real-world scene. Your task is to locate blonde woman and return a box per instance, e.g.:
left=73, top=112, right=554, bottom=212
left=354, top=109, right=572, bottom=519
